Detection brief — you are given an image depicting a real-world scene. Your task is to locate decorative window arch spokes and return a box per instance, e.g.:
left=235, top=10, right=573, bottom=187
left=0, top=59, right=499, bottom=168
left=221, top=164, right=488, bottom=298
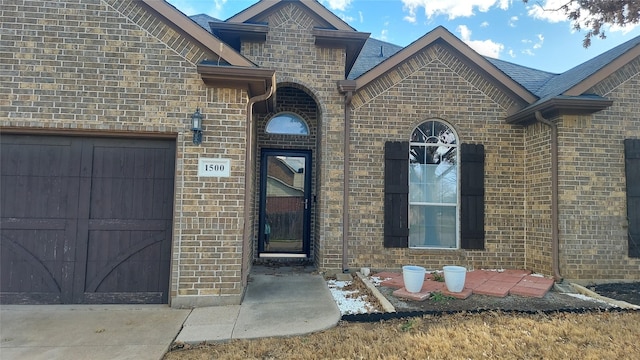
left=265, top=112, right=309, bottom=135
left=409, top=120, right=459, bottom=248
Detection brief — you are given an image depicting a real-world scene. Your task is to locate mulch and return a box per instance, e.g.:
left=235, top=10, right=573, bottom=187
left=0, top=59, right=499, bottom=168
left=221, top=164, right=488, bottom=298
left=589, top=282, right=640, bottom=306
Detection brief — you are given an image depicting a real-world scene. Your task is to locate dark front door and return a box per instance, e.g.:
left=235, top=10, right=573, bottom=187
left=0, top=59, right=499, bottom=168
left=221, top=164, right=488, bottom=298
left=0, top=134, right=175, bottom=304
left=258, top=149, right=311, bottom=258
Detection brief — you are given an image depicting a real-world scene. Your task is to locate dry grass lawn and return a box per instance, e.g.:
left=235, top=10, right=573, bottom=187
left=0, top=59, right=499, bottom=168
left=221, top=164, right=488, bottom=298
left=165, top=311, right=639, bottom=359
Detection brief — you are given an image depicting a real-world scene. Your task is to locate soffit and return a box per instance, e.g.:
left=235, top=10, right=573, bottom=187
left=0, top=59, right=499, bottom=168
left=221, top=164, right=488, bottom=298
left=505, top=95, right=613, bottom=125
left=197, top=64, right=276, bottom=112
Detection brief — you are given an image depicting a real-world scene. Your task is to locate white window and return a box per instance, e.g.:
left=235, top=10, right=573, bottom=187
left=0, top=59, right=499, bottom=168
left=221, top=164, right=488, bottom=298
left=409, top=120, right=459, bottom=248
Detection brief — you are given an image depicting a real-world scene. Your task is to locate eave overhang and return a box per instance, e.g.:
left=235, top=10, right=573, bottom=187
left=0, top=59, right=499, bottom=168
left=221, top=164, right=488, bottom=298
left=209, top=22, right=269, bottom=51
left=141, top=0, right=255, bottom=67
left=197, top=64, right=276, bottom=111
left=313, top=29, right=370, bottom=78
left=505, top=95, right=614, bottom=125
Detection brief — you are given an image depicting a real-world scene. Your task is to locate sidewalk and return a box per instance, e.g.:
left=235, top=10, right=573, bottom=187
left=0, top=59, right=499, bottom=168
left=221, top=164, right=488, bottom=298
left=0, top=305, right=190, bottom=360
left=0, top=266, right=341, bottom=359
left=175, top=266, right=341, bottom=344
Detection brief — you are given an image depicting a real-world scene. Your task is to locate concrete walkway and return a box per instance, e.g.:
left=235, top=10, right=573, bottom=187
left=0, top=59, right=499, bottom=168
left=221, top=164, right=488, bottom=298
left=175, top=266, right=341, bottom=344
left=0, top=305, right=190, bottom=360
left=0, top=266, right=341, bottom=359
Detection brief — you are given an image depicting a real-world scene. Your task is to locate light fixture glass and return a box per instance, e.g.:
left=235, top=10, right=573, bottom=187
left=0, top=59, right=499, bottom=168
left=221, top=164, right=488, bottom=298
left=191, top=108, right=203, bottom=145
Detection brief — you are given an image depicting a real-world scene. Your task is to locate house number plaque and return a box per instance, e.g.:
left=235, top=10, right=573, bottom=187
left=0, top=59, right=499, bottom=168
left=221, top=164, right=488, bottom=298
left=198, top=158, right=230, bottom=177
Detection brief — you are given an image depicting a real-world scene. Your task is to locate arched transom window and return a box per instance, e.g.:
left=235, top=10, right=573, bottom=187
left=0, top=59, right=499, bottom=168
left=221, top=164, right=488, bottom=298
left=409, top=120, right=459, bottom=248
left=265, top=112, right=309, bottom=135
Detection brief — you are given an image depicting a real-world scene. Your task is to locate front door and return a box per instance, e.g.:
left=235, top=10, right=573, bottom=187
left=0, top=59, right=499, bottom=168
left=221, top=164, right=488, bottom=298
left=258, top=149, right=311, bottom=258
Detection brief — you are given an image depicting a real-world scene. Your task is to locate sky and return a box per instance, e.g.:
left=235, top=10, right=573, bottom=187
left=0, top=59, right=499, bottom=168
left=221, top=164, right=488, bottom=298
left=166, top=0, right=640, bottom=74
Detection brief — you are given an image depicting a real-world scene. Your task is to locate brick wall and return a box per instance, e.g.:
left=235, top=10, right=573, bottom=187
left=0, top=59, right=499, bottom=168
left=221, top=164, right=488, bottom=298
left=523, top=121, right=554, bottom=275
left=555, top=58, right=640, bottom=281
left=240, top=3, right=347, bottom=270
left=349, top=43, right=526, bottom=272
left=1, top=0, right=249, bottom=306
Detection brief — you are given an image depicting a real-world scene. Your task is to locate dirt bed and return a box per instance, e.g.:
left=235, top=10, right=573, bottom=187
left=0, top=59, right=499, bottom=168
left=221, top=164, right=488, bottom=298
left=589, top=282, right=640, bottom=306
left=364, top=275, right=640, bottom=314
left=376, top=285, right=614, bottom=313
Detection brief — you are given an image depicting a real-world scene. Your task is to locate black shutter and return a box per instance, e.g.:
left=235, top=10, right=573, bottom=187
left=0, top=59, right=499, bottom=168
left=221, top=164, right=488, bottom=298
left=625, top=139, right=640, bottom=258
left=460, top=143, right=485, bottom=249
left=384, top=141, right=409, bottom=248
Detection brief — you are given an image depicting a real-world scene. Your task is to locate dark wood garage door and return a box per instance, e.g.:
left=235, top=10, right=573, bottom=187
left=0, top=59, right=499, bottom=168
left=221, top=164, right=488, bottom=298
left=1, top=134, right=175, bottom=304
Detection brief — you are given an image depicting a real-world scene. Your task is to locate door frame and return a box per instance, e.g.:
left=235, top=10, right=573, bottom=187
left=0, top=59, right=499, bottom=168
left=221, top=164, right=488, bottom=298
left=258, top=149, right=312, bottom=258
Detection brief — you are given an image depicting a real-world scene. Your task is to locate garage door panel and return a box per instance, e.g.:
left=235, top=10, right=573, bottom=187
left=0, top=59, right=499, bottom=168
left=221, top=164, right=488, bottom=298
left=0, top=229, right=69, bottom=295
left=84, top=229, right=168, bottom=302
left=1, top=135, right=175, bottom=305
left=90, top=147, right=175, bottom=220
left=1, top=143, right=81, bottom=219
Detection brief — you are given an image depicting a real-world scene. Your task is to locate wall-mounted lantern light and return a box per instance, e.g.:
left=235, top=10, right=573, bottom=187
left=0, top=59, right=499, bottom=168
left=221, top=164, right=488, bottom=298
left=191, top=108, right=203, bottom=145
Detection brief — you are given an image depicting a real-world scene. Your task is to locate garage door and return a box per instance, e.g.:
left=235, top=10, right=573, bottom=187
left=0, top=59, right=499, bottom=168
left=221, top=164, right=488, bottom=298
left=1, top=134, right=175, bottom=304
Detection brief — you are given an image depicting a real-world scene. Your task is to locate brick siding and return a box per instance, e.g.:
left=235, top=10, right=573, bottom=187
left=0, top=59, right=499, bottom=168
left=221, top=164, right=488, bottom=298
left=349, top=43, right=526, bottom=272
left=1, top=0, right=248, bottom=306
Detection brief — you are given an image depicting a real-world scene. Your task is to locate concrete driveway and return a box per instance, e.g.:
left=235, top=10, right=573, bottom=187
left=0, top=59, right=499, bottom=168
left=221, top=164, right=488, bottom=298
left=0, top=305, right=190, bottom=360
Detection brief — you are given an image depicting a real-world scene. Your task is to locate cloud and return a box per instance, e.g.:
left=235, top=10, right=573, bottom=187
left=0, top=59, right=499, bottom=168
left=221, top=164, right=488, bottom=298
left=508, top=49, right=516, bottom=58
left=457, top=25, right=504, bottom=58
left=520, top=34, right=544, bottom=56
left=480, top=21, right=490, bottom=28
left=402, top=0, right=512, bottom=21
left=322, top=0, right=353, bottom=11
left=527, top=0, right=640, bottom=34
left=533, top=34, right=544, bottom=49
left=509, top=16, right=518, bottom=27
left=379, top=29, right=389, bottom=41
left=359, top=11, right=363, bottom=23
left=526, top=0, right=574, bottom=23
left=338, top=14, right=355, bottom=23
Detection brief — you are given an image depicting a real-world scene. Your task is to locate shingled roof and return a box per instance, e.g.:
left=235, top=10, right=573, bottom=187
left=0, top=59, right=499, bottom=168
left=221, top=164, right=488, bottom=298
left=488, top=34, right=640, bottom=101
left=485, top=57, right=557, bottom=95
left=190, top=13, right=220, bottom=30
left=534, top=35, right=640, bottom=100
left=348, top=38, right=404, bottom=80
left=186, top=10, right=640, bottom=111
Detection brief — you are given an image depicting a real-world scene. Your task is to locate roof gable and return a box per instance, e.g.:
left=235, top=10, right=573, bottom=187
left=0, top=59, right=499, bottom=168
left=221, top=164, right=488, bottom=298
left=226, top=0, right=354, bottom=31
left=143, top=0, right=255, bottom=67
left=216, top=0, right=369, bottom=78
left=354, top=26, right=537, bottom=105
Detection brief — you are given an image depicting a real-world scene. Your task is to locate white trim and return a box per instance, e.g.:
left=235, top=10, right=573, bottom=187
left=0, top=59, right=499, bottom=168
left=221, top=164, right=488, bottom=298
left=408, top=119, right=461, bottom=249
left=259, top=253, right=308, bottom=258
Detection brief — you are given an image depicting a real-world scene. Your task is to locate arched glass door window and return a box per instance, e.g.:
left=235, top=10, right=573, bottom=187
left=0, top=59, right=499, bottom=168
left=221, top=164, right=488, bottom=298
left=265, top=113, right=309, bottom=135
left=409, top=120, right=459, bottom=248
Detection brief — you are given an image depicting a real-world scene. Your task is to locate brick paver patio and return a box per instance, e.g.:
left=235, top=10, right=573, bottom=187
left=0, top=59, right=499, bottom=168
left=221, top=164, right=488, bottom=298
left=377, top=269, right=554, bottom=301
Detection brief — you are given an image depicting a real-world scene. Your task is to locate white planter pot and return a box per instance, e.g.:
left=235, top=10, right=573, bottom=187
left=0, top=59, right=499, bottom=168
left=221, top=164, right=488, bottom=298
left=402, top=265, right=426, bottom=293
left=443, top=265, right=466, bottom=292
